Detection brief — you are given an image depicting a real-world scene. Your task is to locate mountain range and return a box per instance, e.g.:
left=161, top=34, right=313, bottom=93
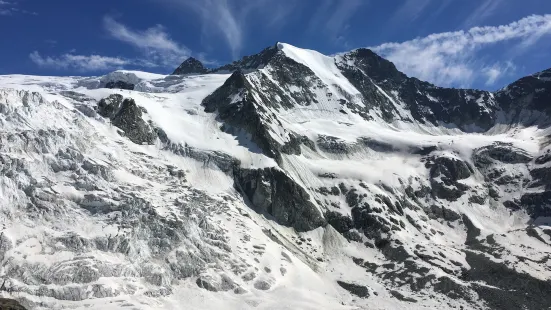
left=0, top=42, right=550, bottom=310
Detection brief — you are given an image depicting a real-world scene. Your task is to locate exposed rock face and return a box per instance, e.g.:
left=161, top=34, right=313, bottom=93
left=496, top=68, right=551, bottom=126
left=202, top=70, right=280, bottom=159
left=336, top=48, right=497, bottom=129
left=426, top=156, right=472, bottom=201
left=173, top=57, right=208, bottom=75
left=215, top=45, right=279, bottom=72
left=474, top=143, right=533, bottom=165
left=337, top=281, right=370, bottom=298
left=97, top=94, right=124, bottom=119
left=104, top=80, right=134, bottom=90
left=471, top=142, right=551, bottom=219
left=234, top=167, right=325, bottom=232
left=196, top=273, right=237, bottom=292
left=97, top=95, right=156, bottom=145
left=111, top=98, right=156, bottom=144
left=464, top=251, right=551, bottom=310
left=97, top=71, right=144, bottom=90
left=0, top=298, right=27, bottom=310
left=325, top=211, right=353, bottom=234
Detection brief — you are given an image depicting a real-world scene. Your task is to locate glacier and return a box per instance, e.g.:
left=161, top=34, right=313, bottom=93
left=0, top=42, right=550, bottom=310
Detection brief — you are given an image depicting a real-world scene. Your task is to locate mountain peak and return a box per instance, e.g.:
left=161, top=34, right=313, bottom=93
left=214, top=45, right=280, bottom=73
left=173, top=57, right=208, bottom=75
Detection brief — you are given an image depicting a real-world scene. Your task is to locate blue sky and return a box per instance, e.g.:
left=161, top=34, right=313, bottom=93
left=1, top=0, right=551, bottom=90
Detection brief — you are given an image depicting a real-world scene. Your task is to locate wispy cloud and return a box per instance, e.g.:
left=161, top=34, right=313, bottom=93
left=372, top=14, right=551, bottom=87
left=390, top=0, right=432, bottom=24
left=0, top=0, right=37, bottom=16
left=483, top=61, right=516, bottom=86
left=0, top=0, right=14, bottom=15
left=157, top=0, right=362, bottom=57
left=158, top=0, right=297, bottom=59
left=103, top=16, right=190, bottom=67
left=462, top=0, right=504, bottom=28
left=431, top=0, right=454, bottom=18
left=30, top=17, right=192, bottom=72
left=190, top=0, right=242, bottom=59
left=29, top=51, right=131, bottom=71
left=309, top=0, right=364, bottom=44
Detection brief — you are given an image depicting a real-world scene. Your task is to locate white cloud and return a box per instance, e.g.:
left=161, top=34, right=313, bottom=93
left=158, top=0, right=243, bottom=59
left=462, top=0, right=504, bottom=28
left=483, top=61, right=516, bottom=86
left=29, top=51, right=131, bottom=71
left=30, top=17, right=192, bottom=72
left=103, top=16, right=190, bottom=67
left=0, top=0, right=14, bottom=15
left=157, top=0, right=362, bottom=57
left=158, top=0, right=296, bottom=59
left=372, top=14, right=551, bottom=87
left=0, top=1, right=37, bottom=16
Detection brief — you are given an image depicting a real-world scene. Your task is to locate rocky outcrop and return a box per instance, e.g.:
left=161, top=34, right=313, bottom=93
left=111, top=99, right=156, bottom=144
left=202, top=70, right=280, bottom=159
left=173, top=57, right=208, bottom=75
left=97, top=71, right=145, bottom=90
left=215, top=45, right=279, bottom=72
left=196, top=273, right=237, bottom=292
left=337, top=281, right=370, bottom=298
left=464, top=251, right=551, bottom=310
left=97, top=95, right=156, bottom=145
left=496, top=68, right=551, bottom=126
left=474, top=143, right=532, bottom=165
left=0, top=298, right=26, bottom=310
left=104, top=80, right=134, bottom=90
left=317, top=135, right=356, bottom=154
left=234, top=167, right=325, bottom=232
left=336, top=48, right=497, bottom=129
left=97, top=94, right=124, bottom=119
left=426, top=156, right=472, bottom=201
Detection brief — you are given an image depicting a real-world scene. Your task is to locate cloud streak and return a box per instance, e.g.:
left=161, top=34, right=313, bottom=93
left=462, top=0, right=504, bottom=28
left=390, top=0, right=432, bottom=24
left=483, top=61, right=516, bottom=86
left=159, top=0, right=296, bottom=59
left=103, top=16, right=190, bottom=67
left=308, top=0, right=364, bottom=45
left=372, top=14, right=551, bottom=87
left=0, top=0, right=37, bottom=16
left=30, top=17, right=192, bottom=72
left=29, top=52, right=131, bottom=71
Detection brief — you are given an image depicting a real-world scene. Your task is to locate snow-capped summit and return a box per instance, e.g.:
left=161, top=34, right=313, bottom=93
left=1, top=43, right=551, bottom=310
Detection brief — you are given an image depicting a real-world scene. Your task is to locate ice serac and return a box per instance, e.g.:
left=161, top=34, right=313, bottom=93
left=173, top=57, right=208, bottom=75
left=2, top=42, right=551, bottom=310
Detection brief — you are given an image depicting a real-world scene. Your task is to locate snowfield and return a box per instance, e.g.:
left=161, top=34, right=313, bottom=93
left=0, top=43, right=550, bottom=310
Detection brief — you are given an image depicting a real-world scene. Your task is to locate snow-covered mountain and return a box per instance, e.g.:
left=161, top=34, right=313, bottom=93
left=0, top=42, right=550, bottom=310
